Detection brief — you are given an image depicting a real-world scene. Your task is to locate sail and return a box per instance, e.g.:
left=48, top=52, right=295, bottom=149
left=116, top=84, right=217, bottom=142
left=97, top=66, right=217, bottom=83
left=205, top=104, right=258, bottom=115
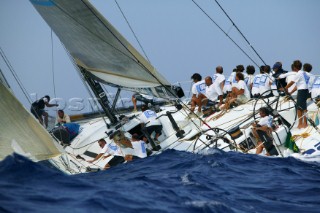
left=30, top=0, right=180, bottom=98
left=0, top=83, right=61, bottom=161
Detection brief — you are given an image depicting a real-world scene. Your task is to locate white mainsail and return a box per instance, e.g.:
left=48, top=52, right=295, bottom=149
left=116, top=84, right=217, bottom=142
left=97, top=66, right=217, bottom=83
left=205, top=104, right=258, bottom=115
left=0, top=82, right=61, bottom=161
left=30, top=0, right=178, bottom=98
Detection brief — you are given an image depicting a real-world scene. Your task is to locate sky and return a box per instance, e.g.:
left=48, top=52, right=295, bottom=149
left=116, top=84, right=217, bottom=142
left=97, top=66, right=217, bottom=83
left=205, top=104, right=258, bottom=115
left=1, top=0, right=320, bottom=115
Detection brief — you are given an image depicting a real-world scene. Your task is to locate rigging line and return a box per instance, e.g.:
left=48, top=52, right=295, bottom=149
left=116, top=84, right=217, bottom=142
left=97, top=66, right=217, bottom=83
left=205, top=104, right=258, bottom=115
left=191, top=0, right=260, bottom=67
left=0, top=46, right=32, bottom=104
left=213, top=0, right=267, bottom=66
left=113, top=0, right=151, bottom=63
left=50, top=30, right=57, bottom=99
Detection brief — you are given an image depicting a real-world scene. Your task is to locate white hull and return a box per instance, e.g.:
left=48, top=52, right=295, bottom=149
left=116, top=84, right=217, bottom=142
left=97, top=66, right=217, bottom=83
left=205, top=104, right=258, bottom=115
left=48, top=96, right=320, bottom=174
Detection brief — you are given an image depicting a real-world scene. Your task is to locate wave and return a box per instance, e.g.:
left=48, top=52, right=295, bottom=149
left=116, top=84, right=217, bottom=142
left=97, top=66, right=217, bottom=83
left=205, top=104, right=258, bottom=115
left=1, top=151, right=320, bottom=212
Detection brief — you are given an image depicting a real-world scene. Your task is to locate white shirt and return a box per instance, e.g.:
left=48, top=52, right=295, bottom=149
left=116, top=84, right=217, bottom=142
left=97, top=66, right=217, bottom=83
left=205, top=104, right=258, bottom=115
left=259, top=73, right=271, bottom=96
left=212, top=73, right=225, bottom=89
left=293, top=70, right=309, bottom=90
left=205, top=83, right=222, bottom=101
left=245, top=74, right=255, bottom=88
left=100, top=142, right=123, bottom=157
left=223, top=76, right=232, bottom=93
left=138, top=110, right=161, bottom=127
left=307, top=72, right=315, bottom=92
left=230, top=72, right=238, bottom=87
left=191, top=80, right=206, bottom=96
left=258, top=115, right=273, bottom=128
left=251, top=74, right=261, bottom=96
left=311, top=76, right=320, bottom=99
left=237, top=80, right=251, bottom=99
left=131, top=140, right=147, bottom=158
left=55, top=114, right=71, bottom=125
left=279, top=72, right=297, bottom=95
left=232, top=72, right=248, bottom=88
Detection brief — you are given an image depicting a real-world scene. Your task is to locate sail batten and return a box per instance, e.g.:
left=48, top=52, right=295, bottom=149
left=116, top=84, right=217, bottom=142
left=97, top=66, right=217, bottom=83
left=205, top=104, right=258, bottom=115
left=30, top=0, right=178, bottom=98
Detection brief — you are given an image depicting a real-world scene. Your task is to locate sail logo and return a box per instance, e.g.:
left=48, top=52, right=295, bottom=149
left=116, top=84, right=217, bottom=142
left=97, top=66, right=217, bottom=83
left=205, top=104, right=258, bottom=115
left=144, top=110, right=156, bottom=118
left=253, top=76, right=260, bottom=88
left=108, top=143, right=118, bottom=151
left=196, top=83, right=206, bottom=94
left=259, top=75, right=268, bottom=85
left=303, top=72, right=310, bottom=85
left=312, top=77, right=320, bottom=89
left=212, top=75, right=218, bottom=82
left=30, top=0, right=54, bottom=6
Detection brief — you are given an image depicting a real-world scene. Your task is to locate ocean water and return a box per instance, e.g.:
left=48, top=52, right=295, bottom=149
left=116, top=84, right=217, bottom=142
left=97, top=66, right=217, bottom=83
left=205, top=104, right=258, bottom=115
left=1, top=150, right=320, bottom=213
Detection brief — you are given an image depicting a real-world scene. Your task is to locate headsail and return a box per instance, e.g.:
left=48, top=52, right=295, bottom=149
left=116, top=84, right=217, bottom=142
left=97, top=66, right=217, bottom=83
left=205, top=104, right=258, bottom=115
left=0, top=82, right=61, bottom=161
left=30, top=0, right=181, bottom=98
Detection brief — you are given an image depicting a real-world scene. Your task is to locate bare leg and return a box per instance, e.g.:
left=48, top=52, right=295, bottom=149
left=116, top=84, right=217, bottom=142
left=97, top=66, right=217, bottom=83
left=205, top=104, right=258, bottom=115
left=202, top=97, right=208, bottom=107
left=43, top=112, right=49, bottom=128
left=197, top=94, right=206, bottom=112
left=155, top=133, right=160, bottom=140
left=303, top=110, right=308, bottom=128
left=132, top=96, right=137, bottom=111
left=297, top=109, right=302, bottom=129
left=256, top=141, right=264, bottom=154
left=252, top=128, right=259, bottom=140
left=104, top=163, right=111, bottom=170
left=190, top=97, right=197, bottom=112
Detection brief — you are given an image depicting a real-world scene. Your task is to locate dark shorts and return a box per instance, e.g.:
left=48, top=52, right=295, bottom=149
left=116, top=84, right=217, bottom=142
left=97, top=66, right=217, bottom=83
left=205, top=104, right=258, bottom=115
left=145, top=125, right=163, bottom=135
left=261, top=92, right=273, bottom=98
left=30, top=107, right=44, bottom=119
left=108, top=156, right=125, bottom=167
left=297, top=89, right=309, bottom=110
left=252, top=94, right=260, bottom=98
left=132, top=156, right=141, bottom=160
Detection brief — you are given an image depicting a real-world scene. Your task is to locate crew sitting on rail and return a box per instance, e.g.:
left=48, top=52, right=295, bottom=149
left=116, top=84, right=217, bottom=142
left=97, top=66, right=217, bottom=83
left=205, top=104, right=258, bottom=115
left=259, top=65, right=273, bottom=98
left=251, top=66, right=263, bottom=98
left=245, top=65, right=255, bottom=91
left=212, top=66, right=225, bottom=94
left=221, top=72, right=250, bottom=110
left=223, top=68, right=236, bottom=96
left=202, top=76, right=223, bottom=107
left=190, top=73, right=206, bottom=115
left=252, top=107, right=274, bottom=155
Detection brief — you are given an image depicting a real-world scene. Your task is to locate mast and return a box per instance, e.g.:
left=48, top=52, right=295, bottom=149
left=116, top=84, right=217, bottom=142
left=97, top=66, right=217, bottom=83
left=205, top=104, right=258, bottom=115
left=79, top=66, right=117, bottom=125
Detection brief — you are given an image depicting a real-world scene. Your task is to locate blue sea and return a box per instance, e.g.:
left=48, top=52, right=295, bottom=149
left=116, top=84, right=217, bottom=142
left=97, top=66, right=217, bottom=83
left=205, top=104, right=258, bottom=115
left=1, top=150, right=320, bottom=213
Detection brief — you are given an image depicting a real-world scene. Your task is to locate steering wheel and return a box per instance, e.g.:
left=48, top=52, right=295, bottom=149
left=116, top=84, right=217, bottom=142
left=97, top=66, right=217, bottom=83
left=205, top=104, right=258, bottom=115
left=193, top=127, right=238, bottom=152
left=253, top=89, right=297, bottom=130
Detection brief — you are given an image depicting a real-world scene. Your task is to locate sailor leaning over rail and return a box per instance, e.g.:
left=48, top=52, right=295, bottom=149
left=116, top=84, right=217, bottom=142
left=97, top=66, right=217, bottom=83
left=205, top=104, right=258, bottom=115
left=87, top=138, right=125, bottom=170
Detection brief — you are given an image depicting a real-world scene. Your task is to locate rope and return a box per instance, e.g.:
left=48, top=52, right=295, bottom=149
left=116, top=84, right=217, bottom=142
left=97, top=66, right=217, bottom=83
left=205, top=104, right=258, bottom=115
left=0, top=46, right=32, bottom=104
left=50, top=30, right=57, bottom=99
left=113, top=0, right=151, bottom=63
left=191, top=0, right=260, bottom=67
left=213, top=0, right=267, bottom=66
